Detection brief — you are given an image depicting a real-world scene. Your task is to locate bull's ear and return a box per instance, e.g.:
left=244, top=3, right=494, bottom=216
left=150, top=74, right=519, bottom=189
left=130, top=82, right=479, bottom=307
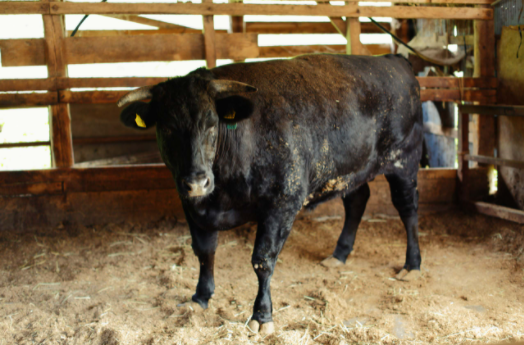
left=120, top=102, right=156, bottom=130
left=215, top=95, right=255, bottom=124
left=208, top=80, right=257, bottom=99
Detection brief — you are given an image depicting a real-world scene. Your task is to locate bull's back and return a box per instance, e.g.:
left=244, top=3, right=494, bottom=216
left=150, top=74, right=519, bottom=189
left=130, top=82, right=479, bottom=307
left=212, top=54, right=422, bottom=200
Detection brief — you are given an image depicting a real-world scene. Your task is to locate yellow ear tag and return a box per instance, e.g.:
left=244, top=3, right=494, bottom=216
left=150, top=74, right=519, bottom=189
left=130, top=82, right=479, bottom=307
left=135, top=114, right=147, bottom=128
left=223, top=111, right=236, bottom=120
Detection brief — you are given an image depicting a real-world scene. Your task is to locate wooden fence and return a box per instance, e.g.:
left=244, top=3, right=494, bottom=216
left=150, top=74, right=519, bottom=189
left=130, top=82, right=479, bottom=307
left=0, top=0, right=497, bottom=230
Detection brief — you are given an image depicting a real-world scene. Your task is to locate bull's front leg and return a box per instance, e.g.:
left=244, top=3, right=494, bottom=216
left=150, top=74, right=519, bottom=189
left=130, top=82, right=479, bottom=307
left=186, top=216, right=218, bottom=310
left=248, top=209, right=296, bottom=335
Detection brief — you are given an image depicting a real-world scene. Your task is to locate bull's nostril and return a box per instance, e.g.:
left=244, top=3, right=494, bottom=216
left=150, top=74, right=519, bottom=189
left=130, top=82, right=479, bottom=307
left=183, top=180, right=192, bottom=191
left=204, top=178, right=210, bottom=188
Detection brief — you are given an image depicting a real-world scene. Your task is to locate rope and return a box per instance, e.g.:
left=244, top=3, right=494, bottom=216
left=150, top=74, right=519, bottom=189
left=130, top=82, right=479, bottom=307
left=367, top=17, right=449, bottom=67
left=70, top=0, right=107, bottom=37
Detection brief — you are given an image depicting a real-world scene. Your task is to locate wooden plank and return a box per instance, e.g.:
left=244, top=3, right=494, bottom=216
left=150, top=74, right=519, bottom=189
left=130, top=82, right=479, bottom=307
left=73, top=135, right=156, bottom=145
left=465, top=154, right=524, bottom=169
left=43, top=0, right=74, bottom=168
left=100, top=14, right=193, bottom=30
left=0, top=93, right=58, bottom=108
left=65, top=22, right=392, bottom=36
left=202, top=0, right=217, bottom=69
left=1, top=76, right=496, bottom=93
left=471, top=201, right=524, bottom=224
left=0, top=141, right=50, bottom=149
left=458, top=110, right=470, bottom=199
left=459, top=104, right=524, bottom=117
left=44, top=2, right=493, bottom=20
left=59, top=90, right=130, bottom=104
left=245, top=21, right=389, bottom=34
left=420, top=89, right=496, bottom=102
left=64, top=33, right=258, bottom=64
left=418, top=77, right=497, bottom=89
left=0, top=182, right=63, bottom=197
left=329, top=17, right=347, bottom=36
left=1, top=81, right=496, bottom=106
left=348, top=18, right=362, bottom=55
left=0, top=39, right=46, bottom=67
left=259, top=43, right=390, bottom=57
left=0, top=1, right=49, bottom=14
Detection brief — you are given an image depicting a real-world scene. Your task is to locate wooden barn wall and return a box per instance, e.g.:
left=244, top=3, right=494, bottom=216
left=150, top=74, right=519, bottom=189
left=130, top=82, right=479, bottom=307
left=0, top=168, right=476, bottom=232
left=70, top=104, right=158, bottom=163
left=496, top=26, right=524, bottom=210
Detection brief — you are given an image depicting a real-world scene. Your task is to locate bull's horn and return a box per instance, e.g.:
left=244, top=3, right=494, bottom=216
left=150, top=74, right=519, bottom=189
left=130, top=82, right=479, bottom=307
left=117, top=85, right=154, bottom=108
left=209, top=80, right=257, bottom=98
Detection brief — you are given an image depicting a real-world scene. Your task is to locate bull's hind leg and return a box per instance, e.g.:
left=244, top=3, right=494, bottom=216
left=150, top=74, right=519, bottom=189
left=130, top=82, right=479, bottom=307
left=321, top=183, right=370, bottom=267
left=385, top=173, right=422, bottom=281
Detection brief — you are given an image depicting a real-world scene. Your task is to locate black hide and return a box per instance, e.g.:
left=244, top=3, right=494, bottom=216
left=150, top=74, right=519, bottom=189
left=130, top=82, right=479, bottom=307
left=120, top=54, right=423, bottom=327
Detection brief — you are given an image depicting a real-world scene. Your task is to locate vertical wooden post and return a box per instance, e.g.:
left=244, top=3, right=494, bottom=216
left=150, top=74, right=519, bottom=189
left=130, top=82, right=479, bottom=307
left=473, top=10, right=496, bottom=157
left=202, top=0, right=217, bottom=69
left=43, top=0, right=74, bottom=167
left=458, top=110, right=470, bottom=201
left=347, top=18, right=362, bottom=55
left=229, top=0, right=245, bottom=63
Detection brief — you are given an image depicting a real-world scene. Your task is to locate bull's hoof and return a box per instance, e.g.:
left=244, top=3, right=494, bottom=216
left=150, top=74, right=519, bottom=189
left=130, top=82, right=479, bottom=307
left=320, top=256, right=344, bottom=268
left=247, top=320, right=275, bottom=335
left=395, top=268, right=421, bottom=281
left=177, top=301, right=205, bottom=313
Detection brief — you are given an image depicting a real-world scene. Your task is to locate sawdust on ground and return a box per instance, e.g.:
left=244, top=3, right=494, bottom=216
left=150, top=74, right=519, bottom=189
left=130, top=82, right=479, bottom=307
left=1, top=201, right=523, bottom=345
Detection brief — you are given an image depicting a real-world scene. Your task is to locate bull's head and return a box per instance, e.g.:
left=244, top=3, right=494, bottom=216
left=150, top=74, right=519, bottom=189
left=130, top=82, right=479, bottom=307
left=118, top=73, right=257, bottom=199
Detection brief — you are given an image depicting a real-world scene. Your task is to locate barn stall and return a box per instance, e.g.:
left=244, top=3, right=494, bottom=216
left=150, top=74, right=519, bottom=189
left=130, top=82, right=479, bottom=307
left=0, top=0, right=523, bottom=343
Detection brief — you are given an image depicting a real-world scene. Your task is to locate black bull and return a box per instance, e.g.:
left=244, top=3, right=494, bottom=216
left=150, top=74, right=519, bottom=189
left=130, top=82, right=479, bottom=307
left=119, top=54, right=423, bottom=334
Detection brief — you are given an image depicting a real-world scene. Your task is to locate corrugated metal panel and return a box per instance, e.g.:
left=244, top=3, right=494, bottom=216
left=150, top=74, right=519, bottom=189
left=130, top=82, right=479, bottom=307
left=494, top=0, right=524, bottom=35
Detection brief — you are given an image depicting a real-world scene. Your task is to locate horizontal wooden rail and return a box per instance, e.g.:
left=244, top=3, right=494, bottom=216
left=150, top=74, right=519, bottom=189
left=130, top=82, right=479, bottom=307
left=0, top=166, right=456, bottom=196
left=0, top=77, right=497, bottom=92
left=0, top=77, right=498, bottom=107
left=0, top=2, right=493, bottom=19
left=459, top=104, right=524, bottom=117
left=464, top=154, right=524, bottom=169
left=73, top=135, right=156, bottom=145
left=0, top=141, right=50, bottom=149
left=67, top=22, right=393, bottom=36
left=469, top=201, right=524, bottom=224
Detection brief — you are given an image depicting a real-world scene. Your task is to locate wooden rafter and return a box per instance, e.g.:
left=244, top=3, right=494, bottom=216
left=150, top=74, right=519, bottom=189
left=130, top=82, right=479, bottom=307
left=0, top=2, right=493, bottom=20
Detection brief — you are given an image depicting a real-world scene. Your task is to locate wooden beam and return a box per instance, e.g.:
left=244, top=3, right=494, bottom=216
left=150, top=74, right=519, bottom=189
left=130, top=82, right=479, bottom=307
left=473, top=5, right=496, bottom=160
left=245, top=21, right=390, bottom=34
left=0, top=0, right=498, bottom=16
left=419, top=77, right=498, bottom=88
left=329, top=17, right=347, bottom=36
left=420, top=89, right=496, bottom=102
left=259, top=43, right=390, bottom=57
left=202, top=0, right=217, bottom=69
left=0, top=93, right=58, bottom=108
left=464, top=154, right=524, bottom=169
left=100, top=14, right=193, bottom=30
left=0, top=141, right=50, bottom=149
left=42, top=3, right=493, bottom=20
left=0, top=39, right=46, bottom=67
left=470, top=201, right=524, bottom=224
left=73, top=135, right=156, bottom=145
left=458, top=109, right=470, bottom=199
left=347, top=18, right=362, bottom=55
left=458, top=104, right=524, bottom=117
left=2, top=77, right=496, bottom=93
left=43, top=0, right=74, bottom=168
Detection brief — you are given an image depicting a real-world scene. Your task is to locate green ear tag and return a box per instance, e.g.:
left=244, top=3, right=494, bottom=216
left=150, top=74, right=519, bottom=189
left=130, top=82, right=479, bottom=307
left=227, top=123, right=237, bottom=130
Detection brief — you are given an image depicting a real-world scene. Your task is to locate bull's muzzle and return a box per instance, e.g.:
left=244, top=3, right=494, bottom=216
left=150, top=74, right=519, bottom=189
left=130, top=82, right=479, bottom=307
left=182, top=173, right=212, bottom=198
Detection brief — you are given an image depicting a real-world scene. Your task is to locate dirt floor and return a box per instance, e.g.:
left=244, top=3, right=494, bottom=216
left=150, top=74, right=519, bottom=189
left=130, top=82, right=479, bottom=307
left=1, top=201, right=524, bottom=345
